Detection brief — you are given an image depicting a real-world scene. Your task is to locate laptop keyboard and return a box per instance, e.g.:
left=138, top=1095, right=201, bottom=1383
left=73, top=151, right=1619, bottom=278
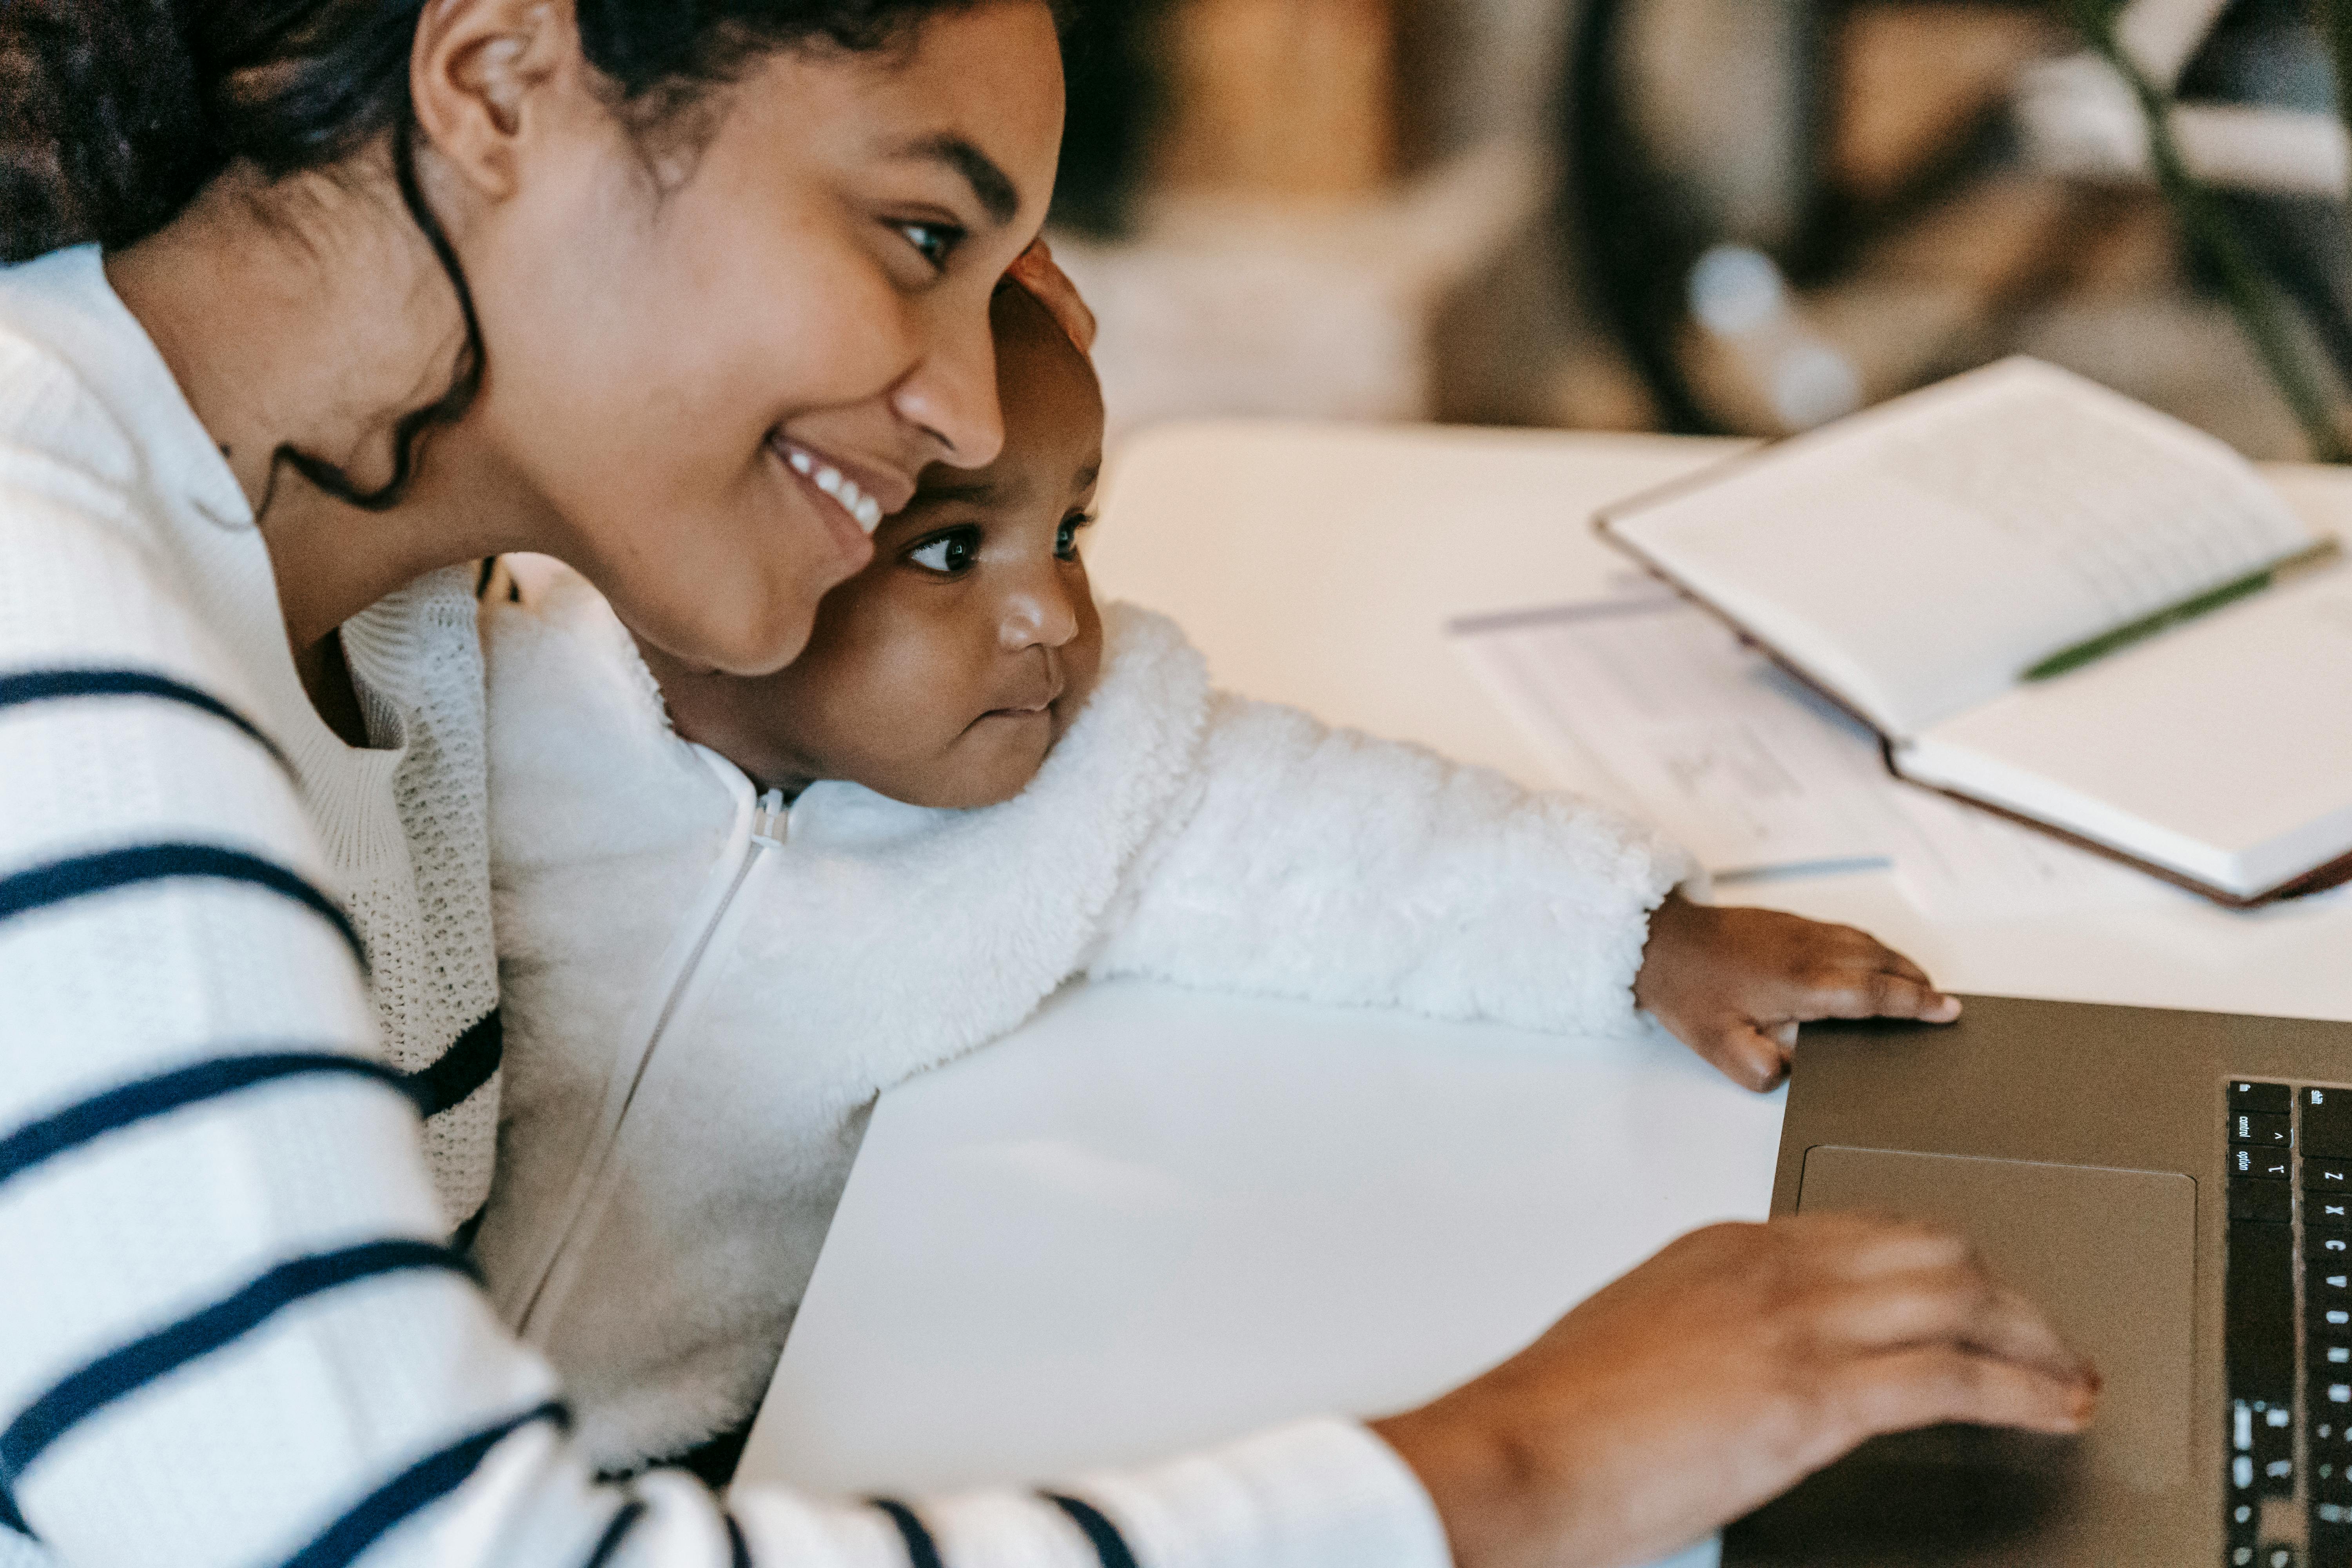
left=2228, top=1080, right=2352, bottom=1568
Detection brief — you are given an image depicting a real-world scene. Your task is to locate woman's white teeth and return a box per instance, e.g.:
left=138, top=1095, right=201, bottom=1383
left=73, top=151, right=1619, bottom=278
left=795, top=451, right=883, bottom=535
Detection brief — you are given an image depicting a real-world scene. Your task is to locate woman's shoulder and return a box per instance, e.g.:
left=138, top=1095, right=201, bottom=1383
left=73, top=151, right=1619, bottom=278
left=0, top=252, right=139, bottom=480
left=0, top=245, right=250, bottom=536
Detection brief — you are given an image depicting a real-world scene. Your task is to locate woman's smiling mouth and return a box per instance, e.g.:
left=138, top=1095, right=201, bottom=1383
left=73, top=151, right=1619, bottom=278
left=771, top=436, right=910, bottom=535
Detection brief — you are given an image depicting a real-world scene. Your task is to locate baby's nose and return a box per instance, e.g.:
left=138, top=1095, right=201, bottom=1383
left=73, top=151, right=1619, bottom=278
left=999, top=573, right=1081, bottom=650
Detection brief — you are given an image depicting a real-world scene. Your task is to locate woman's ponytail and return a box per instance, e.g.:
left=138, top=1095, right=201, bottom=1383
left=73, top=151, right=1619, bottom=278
left=0, top=0, right=221, bottom=262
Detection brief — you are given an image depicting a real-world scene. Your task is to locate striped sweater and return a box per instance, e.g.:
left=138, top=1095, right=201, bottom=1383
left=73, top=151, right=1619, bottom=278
left=0, top=246, right=1451, bottom=1568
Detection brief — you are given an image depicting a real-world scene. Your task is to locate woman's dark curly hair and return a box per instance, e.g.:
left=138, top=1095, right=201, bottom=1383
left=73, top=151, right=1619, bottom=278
left=0, top=0, right=1060, bottom=507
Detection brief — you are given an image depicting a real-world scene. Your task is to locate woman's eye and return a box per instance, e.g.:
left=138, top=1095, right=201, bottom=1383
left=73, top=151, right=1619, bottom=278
left=897, top=220, right=964, bottom=271
left=908, top=528, right=980, bottom=574
left=1056, top=513, right=1094, bottom=561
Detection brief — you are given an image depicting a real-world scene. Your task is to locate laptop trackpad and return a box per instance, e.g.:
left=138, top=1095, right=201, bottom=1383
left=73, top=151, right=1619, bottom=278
left=1728, top=1147, right=2197, bottom=1567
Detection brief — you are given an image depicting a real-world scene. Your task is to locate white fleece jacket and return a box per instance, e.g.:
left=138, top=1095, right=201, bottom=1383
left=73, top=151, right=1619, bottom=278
left=473, top=565, right=1693, bottom=1474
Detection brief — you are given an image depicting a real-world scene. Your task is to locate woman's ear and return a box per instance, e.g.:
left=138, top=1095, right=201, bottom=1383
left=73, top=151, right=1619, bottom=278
left=409, top=0, right=584, bottom=200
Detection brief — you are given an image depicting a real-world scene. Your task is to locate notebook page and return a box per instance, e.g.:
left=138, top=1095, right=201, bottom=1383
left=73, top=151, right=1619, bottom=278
left=1447, top=594, right=2159, bottom=915
left=1606, top=359, right=2314, bottom=739
left=1898, top=565, right=2352, bottom=897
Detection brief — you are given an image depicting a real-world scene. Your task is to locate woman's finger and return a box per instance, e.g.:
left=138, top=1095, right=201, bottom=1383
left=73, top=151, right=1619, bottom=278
left=1823, top=1343, right=2098, bottom=1449
left=1006, top=238, right=1097, bottom=352
left=1794, top=1212, right=1975, bottom=1283
left=1808, top=1269, right=2083, bottom=1380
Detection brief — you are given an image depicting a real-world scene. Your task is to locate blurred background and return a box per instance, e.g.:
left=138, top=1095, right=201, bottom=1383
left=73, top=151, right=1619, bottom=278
left=1044, top=0, right=2352, bottom=460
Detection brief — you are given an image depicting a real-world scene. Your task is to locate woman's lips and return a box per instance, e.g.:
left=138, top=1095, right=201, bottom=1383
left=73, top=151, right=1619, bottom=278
left=769, top=437, right=915, bottom=535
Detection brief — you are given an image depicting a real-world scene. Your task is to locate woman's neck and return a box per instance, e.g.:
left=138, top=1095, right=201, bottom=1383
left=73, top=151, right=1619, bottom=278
left=106, top=162, right=550, bottom=657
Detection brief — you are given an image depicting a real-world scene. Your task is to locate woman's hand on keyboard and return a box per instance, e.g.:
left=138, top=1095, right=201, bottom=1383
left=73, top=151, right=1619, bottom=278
left=1633, top=892, right=1960, bottom=1091
left=1369, top=1212, right=2098, bottom=1568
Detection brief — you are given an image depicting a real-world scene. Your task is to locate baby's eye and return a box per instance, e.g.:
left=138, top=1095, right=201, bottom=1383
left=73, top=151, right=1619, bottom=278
left=897, top=220, right=964, bottom=271
left=907, top=526, right=980, bottom=574
left=1056, top=512, right=1095, bottom=561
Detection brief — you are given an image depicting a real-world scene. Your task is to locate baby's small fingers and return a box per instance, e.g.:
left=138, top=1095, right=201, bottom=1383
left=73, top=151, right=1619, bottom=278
left=1800, top=969, right=1958, bottom=1023
left=1710, top=1023, right=1793, bottom=1092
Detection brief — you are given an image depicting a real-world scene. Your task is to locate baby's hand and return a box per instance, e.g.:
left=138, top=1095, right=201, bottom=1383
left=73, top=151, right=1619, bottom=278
left=1632, top=892, right=1958, bottom=1092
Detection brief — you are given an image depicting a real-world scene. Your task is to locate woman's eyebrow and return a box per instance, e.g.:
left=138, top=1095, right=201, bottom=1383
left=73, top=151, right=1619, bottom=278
left=889, top=133, right=1020, bottom=226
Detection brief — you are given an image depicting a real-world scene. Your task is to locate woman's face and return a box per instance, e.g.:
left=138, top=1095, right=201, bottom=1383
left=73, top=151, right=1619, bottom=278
left=454, top=0, right=1065, bottom=675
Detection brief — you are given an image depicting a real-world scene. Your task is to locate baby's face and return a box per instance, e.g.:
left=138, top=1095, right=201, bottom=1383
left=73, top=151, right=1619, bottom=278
left=649, top=285, right=1105, bottom=809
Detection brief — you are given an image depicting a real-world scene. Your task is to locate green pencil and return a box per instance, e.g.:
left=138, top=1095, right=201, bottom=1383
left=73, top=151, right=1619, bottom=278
left=2022, top=536, right=2346, bottom=683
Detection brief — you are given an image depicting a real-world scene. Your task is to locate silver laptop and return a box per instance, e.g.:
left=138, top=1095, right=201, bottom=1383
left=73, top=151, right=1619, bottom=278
left=1723, top=994, right=2352, bottom=1568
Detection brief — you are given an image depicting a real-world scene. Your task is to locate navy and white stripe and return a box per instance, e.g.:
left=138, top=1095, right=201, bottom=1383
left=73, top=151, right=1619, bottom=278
left=1040, top=1495, right=1140, bottom=1568
left=0, top=1052, right=413, bottom=1190
left=0, top=1241, right=478, bottom=1488
left=867, top=1501, right=944, bottom=1568
left=0, top=668, right=293, bottom=777
left=277, top=1402, right=572, bottom=1568
left=408, top=1009, right=503, bottom=1119
left=584, top=1497, right=650, bottom=1568
left=0, top=842, right=365, bottom=969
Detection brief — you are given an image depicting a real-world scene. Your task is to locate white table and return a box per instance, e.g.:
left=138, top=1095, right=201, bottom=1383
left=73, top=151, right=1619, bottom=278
left=1076, top=420, right=2352, bottom=1026
left=738, top=423, right=2352, bottom=1559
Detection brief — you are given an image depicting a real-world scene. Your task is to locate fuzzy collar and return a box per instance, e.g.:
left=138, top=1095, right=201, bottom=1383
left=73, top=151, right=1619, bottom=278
left=491, top=562, right=1214, bottom=1121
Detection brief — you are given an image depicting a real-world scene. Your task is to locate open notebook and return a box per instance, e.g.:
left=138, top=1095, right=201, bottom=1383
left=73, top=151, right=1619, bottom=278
left=1597, top=357, right=2352, bottom=907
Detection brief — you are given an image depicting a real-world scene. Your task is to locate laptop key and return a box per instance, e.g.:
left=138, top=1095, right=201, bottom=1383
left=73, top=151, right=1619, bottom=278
left=2316, top=1225, right=2352, bottom=1258
left=2236, top=1112, right=2294, bottom=1147
left=2308, top=1088, right=2352, bottom=1158
left=2235, top=1180, right=2295, bottom=1223
left=2239, top=1146, right=2295, bottom=1181
left=2256, top=1400, right=2298, bottom=1496
left=2230, top=1222, right=2296, bottom=1403
left=2308, top=1160, right=2352, bottom=1192
left=2318, top=1199, right=2352, bottom=1225
left=2238, top=1081, right=2295, bottom=1116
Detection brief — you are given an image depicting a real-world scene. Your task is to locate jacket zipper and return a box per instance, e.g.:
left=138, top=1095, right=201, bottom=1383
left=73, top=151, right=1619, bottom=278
left=513, top=759, right=788, bottom=1336
left=630, top=784, right=786, bottom=1085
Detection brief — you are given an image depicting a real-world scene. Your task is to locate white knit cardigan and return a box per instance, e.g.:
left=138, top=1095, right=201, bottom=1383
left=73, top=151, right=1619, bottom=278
left=475, top=566, right=1693, bottom=1473
left=0, top=246, right=1458, bottom=1568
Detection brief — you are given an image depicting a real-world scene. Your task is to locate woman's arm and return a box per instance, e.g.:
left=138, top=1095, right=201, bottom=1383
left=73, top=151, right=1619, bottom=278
left=0, top=452, right=1446, bottom=1568
left=0, top=461, right=2089, bottom=1568
left=1087, top=692, right=1694, bottom=1036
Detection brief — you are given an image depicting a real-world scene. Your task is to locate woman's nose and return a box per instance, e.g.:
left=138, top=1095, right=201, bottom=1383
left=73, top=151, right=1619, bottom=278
left=890, top=303, right=1006, bottom=470
left=999, top=567, right=1080, bottom=651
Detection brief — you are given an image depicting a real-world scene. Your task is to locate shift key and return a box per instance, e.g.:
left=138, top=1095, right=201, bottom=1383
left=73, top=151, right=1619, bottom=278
left=2311, top=1089, right=2352, bottom=1158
